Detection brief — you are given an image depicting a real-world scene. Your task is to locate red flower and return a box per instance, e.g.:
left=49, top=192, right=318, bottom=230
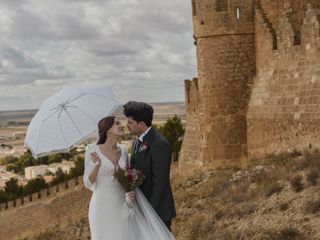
left=128, top=172, right=133, bottom=183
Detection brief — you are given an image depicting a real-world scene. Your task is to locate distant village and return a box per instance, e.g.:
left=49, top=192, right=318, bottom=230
left=0, top=118, right=84, bottom=190
left=0, top=159, right=76, bottom=189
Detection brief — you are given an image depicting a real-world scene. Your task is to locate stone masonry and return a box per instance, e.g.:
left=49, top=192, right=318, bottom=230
left=180, top=0, right=320, bottom=174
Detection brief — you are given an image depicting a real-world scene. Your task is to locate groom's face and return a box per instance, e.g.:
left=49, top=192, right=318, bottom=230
left=126, top=117, right=141, bottom=136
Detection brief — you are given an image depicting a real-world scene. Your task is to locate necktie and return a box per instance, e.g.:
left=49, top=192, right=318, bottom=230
left=134, top=139, right=142, bottom=153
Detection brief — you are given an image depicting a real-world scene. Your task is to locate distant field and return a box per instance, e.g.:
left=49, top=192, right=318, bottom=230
left=0, top=126, right=28, bottom=137
left=0, top=102, right=185, bottom=123
left=0, top=110, right=37, bottom=123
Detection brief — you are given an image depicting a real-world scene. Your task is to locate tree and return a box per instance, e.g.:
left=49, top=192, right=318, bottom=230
left=48, top=154, right=63, bottom=164
left=51, top=167, right=66, bottom=185
left=4, top=178, right=22, bottom=200
left=69, top=156, right=84, bottom=178
left=158, top=115, right=185, bottom=161
left=23, top=177, right=48, bottom=196
left=3, top=155, right=19, bottom=165
left=0, top=190, right=8, bottom=203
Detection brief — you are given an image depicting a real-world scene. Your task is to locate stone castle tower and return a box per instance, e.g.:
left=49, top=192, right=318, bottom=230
left=180, top=0, right=320, bottom=174
left=180, top=0, right=256, bottom=171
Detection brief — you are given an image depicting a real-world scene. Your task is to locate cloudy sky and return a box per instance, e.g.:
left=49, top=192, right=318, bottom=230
left=0, top=0, right=196, bottom=111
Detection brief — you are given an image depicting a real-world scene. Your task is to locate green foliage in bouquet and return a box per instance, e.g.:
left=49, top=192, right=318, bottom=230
left=113, top=167, right=145, bottom=192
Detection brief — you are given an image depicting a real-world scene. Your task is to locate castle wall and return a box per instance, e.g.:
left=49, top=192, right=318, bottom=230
left=178, top=78, right=202, bottom=175
left=248, top=3, right=320, bottom=158
left=0, top=178, right=92, bottom=240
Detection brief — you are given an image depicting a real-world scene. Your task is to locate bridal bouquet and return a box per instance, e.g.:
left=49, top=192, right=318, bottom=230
left=113, top=166, right=145, bottom=219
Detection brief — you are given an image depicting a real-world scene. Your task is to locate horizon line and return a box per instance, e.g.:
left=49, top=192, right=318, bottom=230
left=0, top=100, right=185, bottom=112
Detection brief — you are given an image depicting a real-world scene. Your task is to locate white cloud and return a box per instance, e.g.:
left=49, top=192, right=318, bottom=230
left=0, top=0, right=196, bottom=110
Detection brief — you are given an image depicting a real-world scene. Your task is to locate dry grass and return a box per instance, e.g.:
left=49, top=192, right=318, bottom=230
left=290, top=175, right=304, bottom=192
left=304, top=199, right=320, bottom=214
left=172, top=150, right=320, bottom=240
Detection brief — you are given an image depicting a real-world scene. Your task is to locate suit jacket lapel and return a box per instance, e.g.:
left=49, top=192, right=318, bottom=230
left=142, top=127, right=155, bottom=146
left=134, top=128, right=155, bottom=165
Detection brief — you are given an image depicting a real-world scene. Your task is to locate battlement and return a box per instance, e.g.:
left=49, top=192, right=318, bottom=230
left=0, top=177, right=82, bottom=212
left=255, top=1, right=277, bottom=51
left=0, top=176, right=91, bottom=240
left=192, top=0, right=255, bottom=39
left=301, top=4, right=320, bottom=49
left=255, top=2, right=320, bottom=70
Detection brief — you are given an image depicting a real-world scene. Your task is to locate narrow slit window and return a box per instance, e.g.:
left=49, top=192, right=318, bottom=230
left=192, top=0, right=196, bottom=16
left=236, top=8, right=240, bottom=19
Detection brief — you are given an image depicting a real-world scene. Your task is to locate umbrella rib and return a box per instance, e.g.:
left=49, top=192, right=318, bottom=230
left=84, top=92, right=119, bottom=102
left=57, top=115, right=69, bottom=149
left=67, top=105, right=98, bottom=126
left=67, top=94, right=85, bottom=104
left=42, top=108, right=60, bottom=122
left=63, top=107, right=84, bottom=139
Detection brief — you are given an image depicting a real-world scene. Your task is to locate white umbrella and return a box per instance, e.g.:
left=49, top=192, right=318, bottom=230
left=24, top=85, right=120, bottom=158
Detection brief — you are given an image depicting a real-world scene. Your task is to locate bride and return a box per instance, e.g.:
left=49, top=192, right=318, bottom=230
left=83, top=116, right=174, bottom=240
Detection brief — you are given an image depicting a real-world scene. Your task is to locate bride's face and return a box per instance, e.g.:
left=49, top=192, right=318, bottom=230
left=108, top=119, right=124, bottom=137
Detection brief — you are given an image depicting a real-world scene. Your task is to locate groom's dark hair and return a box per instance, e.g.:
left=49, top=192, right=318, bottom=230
left=123, top=101, right=154, bottom=127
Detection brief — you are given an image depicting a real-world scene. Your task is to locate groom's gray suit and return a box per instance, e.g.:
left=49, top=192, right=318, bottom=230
left=130, top=127, right=176, bottom=226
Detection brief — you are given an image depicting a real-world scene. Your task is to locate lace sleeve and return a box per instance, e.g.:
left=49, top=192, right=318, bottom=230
left=83, top=144, right=96, bottom=191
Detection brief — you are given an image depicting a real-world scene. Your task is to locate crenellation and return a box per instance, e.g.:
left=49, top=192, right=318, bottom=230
left=301, top=4, right=320, bottom=50
left=0, top=182, right=92, bottom=240
left=15, top=197, right=24, bottom=208
left=277, top=10, right=297, bottom=51
left=255, top=7, right=277, bottom=70
left=0, top=179, right=85, bottom=213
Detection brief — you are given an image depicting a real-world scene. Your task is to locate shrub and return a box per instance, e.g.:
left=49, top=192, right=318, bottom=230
left=157, top=115, right=185, bottom=161
left=290, top=175, right=304, bottom=192
left=306, top=169, right=319, bottom=186
left=305, top=200, right=320, bottom=214
left=264, top=181, right=283, bottom=197
left=296, top=149, right=320, bottom=171
left=279, top=203, right=289, bottom=212
left=277, top=227, right=303, bottom=240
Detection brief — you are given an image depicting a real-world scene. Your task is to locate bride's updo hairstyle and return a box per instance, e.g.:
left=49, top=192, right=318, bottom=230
left=97, top=116, right=115, bottom=144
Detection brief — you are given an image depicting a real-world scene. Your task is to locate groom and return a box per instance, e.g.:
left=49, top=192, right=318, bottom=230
left=123, top=101, right=176, bottom=231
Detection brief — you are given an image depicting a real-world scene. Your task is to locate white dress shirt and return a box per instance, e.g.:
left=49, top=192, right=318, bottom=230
left=138, top=127, right=151, bottom=142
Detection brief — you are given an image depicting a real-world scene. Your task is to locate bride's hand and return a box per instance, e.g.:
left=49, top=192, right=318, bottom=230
left=126, top=191, right=136, bottom=202
left=90, top=152, right=101, bottom=168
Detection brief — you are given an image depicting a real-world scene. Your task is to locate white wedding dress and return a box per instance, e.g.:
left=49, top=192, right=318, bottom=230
left=83, top=144, right=175, bottom=240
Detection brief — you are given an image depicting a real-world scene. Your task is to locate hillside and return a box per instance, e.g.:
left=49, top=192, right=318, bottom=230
left=172, top=151, right=320, bottom=240
left=7, top=150, right=320, bottom=240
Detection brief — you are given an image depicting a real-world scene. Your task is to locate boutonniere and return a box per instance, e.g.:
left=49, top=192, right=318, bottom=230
left=138, top=141, right=149, bottom=153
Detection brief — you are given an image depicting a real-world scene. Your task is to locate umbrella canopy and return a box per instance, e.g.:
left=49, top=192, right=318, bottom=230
left=25, top=85, right=120, bottom=158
